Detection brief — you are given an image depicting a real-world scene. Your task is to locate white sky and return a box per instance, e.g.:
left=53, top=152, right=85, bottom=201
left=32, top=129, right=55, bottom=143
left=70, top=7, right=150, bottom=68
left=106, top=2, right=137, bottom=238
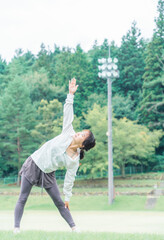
left=0, top=0, right=159, bottom=62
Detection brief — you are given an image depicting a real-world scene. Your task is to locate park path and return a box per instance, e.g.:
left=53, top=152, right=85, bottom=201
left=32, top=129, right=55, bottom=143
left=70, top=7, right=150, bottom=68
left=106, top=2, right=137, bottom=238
left=1, top=210, right=164, bottom=235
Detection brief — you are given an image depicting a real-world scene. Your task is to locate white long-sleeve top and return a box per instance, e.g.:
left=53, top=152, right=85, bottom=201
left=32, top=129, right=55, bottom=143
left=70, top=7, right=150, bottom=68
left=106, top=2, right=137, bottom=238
left=31, top=93, right=79, bottom=201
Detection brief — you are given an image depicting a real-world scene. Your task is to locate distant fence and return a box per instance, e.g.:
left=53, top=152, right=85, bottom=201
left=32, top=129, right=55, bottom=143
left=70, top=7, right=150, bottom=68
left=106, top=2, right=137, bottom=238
left=0, top=165, right=163, bottom=185
left=0, top=176, right=18, bottom=185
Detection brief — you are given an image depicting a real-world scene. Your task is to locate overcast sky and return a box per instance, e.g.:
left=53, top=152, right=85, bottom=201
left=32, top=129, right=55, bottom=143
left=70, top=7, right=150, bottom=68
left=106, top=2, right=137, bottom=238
left=0, top=0, right=159, bottom=62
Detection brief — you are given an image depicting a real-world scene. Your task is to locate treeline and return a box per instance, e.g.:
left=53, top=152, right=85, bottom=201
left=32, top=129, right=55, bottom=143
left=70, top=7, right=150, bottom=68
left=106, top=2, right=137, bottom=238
left=0, top=0, right=163, bottom=178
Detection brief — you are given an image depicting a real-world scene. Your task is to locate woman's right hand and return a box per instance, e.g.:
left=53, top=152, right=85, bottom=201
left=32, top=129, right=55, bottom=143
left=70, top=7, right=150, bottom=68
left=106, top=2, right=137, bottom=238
left=65, top=201, right=70, bottom=210
left=69, top=78, right=78, bottom=95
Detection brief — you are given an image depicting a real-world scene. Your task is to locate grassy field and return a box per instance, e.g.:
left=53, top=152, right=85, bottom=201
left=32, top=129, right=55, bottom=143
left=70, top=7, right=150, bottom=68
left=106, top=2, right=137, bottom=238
left=0, top=172, right=163, bottom=239
left=0, top=231, right=164, bottom=240
left=0, top=185, right=154, bottom=194
left=0, top=194, right=164, bottom=211
left=0, top=172, right=164, bottom=212
left=1, top=172, right=163, bottom=193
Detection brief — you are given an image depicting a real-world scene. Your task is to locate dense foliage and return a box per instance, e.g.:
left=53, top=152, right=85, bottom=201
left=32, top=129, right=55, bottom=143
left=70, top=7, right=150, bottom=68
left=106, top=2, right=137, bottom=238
left=0, top=0, right=163, bottom=178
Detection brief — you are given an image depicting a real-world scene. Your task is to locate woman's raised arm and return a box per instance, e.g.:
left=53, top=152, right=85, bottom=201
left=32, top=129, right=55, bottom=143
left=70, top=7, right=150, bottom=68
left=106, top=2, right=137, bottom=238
left=62, top=78, right=78, bottom=133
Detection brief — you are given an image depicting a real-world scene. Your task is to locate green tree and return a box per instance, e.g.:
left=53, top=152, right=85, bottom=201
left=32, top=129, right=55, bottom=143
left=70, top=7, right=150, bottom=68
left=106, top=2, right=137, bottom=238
left=32, top=43, right=61, bottom=81
left=33, top=43, right=49, bottom=70
left=139, top=0, right=164, bottom=128
left=0, top=56, right=8, bottom=95
left=0, top=76, right=36, bottom=181
left=112, top=95, right=136, bottom=120
left=31, top=97, right=81, bottom=150
left=114, top=21, right=145, bottom=108
left=140, top=74, right=164, bottom=129
left=31, top=98, right=63, bottom=146
left=2, top=49, right=36, bottom=93
left=83, top=93, right=107, bottom=110
left=79, top=104, right=109, bottom=176
left=0, top=56, right=7, bottom=75
left=7, top=49, right=35, bottom=78
left=80, top=104, right=163, bottom=177
left=54, top=45, right=95, bottom=116
left=113, top=117, right=163, bottom=177
left=23, top=69, right=66, bottom=104
left=47, top=44, right=61, bottom=81
left=139, top=0, right=164, bottom=166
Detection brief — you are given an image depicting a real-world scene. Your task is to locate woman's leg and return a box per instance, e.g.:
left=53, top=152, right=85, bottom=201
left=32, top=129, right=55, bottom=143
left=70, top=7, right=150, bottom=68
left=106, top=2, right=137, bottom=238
left=45, top=181, right=76, bottom=228
left=14, top=173, right=33, bottom=228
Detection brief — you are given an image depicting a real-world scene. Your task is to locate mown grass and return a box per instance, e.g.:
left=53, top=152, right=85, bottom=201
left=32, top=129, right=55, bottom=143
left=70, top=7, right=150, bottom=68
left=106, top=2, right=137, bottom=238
left=0, top=172, right=163, bottom=212
left=0, top=172, right=163, bottom=194
left=0, top=185, right=154, bottom=194
left=0, top=231, right=164, bottom=240
left=0, top=194, right=164, bottom=211
left=1, top=172, right=162, bottom=190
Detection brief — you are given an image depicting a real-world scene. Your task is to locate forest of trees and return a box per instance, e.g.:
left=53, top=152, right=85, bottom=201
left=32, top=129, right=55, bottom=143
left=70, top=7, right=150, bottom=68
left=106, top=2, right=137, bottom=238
left=0, top=0, right=163, bottom=178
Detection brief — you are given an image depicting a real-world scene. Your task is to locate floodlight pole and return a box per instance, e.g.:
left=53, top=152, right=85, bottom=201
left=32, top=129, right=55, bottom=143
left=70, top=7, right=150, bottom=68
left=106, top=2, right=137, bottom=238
left=98, top=46, right=119, bottom=205
left=107, top=62, right=114, bottom=204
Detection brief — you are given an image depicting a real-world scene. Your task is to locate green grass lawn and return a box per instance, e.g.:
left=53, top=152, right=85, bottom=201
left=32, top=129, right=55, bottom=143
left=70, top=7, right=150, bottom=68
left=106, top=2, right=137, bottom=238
left=0, top=172, right=163, bottom=212
left=0, top=194, right=164, bottom=211
left=0, top=173, right=163, bottom=238
left=0, top=231, right=163, bottom=240
left=0, top=185, right=154, bottom=194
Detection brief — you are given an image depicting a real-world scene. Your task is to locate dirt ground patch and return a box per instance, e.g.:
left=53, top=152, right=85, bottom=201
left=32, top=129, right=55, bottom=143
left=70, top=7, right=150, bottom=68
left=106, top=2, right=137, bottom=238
left=1, top=210, right=164, bottom=234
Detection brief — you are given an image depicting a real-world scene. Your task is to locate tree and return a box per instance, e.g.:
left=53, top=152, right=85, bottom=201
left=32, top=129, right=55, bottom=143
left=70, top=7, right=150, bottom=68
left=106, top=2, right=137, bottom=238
left=83, top=93, right=107, bottom=110
left=1, top=49, right=36, bottom=93
left=0, top=77, right=36, bottom=181
left=31, top=98, right=63, bottom=146
left=0, top=56, right=8, bottom=95
left=113, top=117, right=163, bottom=177
left=80, top=104, right=163, bottom=177
left=79, top=104, right=109, bottom=176
left=112, top=95, right=136, bottom=120
left=0, top=56, right=7, bottom=75
left=23, top=69, right=66, bottom=104
left=32, top=43, right=61, bottom=81
left=31, top=97, right=81, bottom=167
left=53, top=45, right=95, bottom=116
left=139, top=74, right=164, bottom=129
left=139, top=0, right=164, bottom=128
left=139, top=0, right=164, bottom=167
left=33, top=43, right=49, bottom=70
left=7, top=49, right=35, bottom=78
left=114, top=21, right=145, bottom=109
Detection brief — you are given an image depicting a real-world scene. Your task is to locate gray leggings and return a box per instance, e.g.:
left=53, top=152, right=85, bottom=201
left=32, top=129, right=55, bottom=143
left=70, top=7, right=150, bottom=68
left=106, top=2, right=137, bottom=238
left=14, top=173, right=75, bottom=228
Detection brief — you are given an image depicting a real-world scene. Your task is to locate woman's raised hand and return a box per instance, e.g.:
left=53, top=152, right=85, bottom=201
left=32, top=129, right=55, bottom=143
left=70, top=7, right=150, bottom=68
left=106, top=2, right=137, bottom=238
left=69, top=78, right=78, bottom=95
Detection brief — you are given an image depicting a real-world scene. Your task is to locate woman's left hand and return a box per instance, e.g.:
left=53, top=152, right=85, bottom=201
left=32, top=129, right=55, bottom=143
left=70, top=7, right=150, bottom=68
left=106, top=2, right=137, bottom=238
left=69, top=78, right=78, bottom=95
left=65, top=201, right=70, bottom=210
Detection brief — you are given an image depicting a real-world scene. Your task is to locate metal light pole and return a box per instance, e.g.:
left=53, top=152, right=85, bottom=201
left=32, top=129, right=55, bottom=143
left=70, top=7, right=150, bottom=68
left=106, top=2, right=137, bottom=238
left=98, top=48, right=119, bottom=205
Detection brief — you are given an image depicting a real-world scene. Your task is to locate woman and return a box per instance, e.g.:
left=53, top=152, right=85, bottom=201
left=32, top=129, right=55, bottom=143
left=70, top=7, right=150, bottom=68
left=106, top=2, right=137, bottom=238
left=14, top=78, right=96, bottom=233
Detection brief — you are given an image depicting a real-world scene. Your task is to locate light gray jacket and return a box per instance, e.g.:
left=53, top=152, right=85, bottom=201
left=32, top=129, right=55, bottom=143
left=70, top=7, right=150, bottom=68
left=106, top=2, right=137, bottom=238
left=31, top=94, right=79, bottom=201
